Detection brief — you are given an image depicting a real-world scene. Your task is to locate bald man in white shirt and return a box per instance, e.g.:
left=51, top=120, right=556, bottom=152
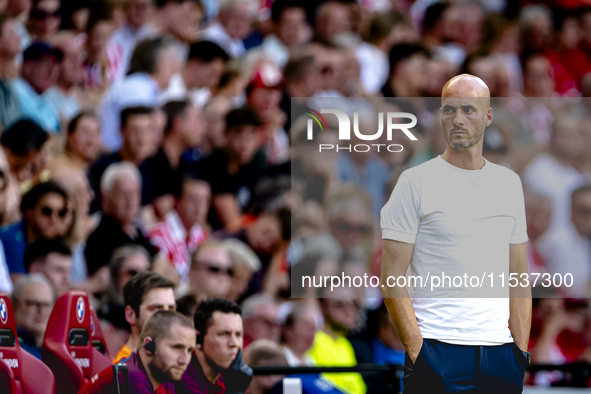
left=380, top=74, right=532, bottom=393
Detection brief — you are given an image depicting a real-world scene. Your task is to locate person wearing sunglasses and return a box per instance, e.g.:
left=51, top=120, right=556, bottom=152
left=0, top=180, right=69, bottom=283
left=187, top=240, right=233, bottom=301
left=28, top=0, right=61, bottom=42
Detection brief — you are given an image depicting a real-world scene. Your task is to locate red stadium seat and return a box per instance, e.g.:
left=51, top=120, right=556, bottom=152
left=42, top=291, right=111, bottom=394
left=0, top=348, right=16, bottom=394
left=0, top=293, right=55, bottom=394
left=89, top=308, right=110, bottom=359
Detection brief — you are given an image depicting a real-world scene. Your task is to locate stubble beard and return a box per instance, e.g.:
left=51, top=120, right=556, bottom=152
left=444, top=120, right=486, bottom=149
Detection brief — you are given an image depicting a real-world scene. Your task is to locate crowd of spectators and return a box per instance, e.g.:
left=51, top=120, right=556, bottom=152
left=0, top=0, right=590, bottom=391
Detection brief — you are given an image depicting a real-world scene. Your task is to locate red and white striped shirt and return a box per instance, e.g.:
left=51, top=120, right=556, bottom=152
left=148, top=211, right=209, bottom=285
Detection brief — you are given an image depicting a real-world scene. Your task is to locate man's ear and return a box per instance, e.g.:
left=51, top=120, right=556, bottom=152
left=485, top=107, right=493, bottom=127
left=125, top=305, right=137, bottom=327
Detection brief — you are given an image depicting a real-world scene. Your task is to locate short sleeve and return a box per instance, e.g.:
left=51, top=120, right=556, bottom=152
left=380, top=174, right=421, bottom=244
left=511, top=177, right=529, bottom=244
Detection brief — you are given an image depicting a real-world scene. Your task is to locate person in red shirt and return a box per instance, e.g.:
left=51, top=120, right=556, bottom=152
left=78, top=310, right=196, bottom=394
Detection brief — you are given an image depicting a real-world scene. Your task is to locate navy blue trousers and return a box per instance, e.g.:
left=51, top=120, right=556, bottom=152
left=403, top=339, right=527, bottom=393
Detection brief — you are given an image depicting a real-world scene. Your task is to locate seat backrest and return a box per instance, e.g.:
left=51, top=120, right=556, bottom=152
left=0, top=293, right=55, bottom=394
left=0, top=355, right=16, bottom=394
left=90, top=308, right=110, bottom=359
left=42, top=291, right=111, bottom=394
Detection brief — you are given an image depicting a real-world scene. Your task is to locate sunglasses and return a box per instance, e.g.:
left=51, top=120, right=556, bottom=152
left=30, top=9, right=60, bottom=19
left=195, top=261, right=234, bottom=276
left=332, top=221, right=372, bottom=235
left=41, top=206, right=68, bottom=218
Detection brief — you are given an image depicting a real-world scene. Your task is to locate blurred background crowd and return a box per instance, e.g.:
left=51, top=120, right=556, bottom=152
left=0, top=0, right=590, bottom=391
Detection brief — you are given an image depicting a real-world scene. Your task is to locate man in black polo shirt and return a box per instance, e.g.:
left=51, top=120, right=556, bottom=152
left=89, top=106, right=155, bottom=212
left=192, top=107, right=266, bottom=230
left=143, top=100, right=204, bottom=218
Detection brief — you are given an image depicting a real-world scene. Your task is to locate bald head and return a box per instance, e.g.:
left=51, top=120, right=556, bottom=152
left=440, top=74, right=493, bottom=150
left=442, top=74, right=490, bottom=99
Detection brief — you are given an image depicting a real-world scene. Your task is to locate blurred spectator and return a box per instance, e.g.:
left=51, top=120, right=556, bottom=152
left=281, top=301, right=319, bottom=366
left=306, top=41, right=345, bottom=98
left=12, top=273, right=55, bottom=360
left=150, top=174, right=210, bottom=284
left=107, top=0, right=155, bottom=83
left=521, top=113, right=588, bottom=227
left=159, top=40, right=229, bottom=107
left=46, top=32, right=84, bottom=124
left=381, top=43, right=430, bottom=98
left=519, top=5, right=553, bottom=55
left=28, top=0, right=61, bottom=42
left=260, top=0, right=310, bottom=67
left=357, top=12, right=414, bottom=96
left=280, top=55, right=318, bottom=129
left=112, top=271, right=176, bottom=363
left=200, top=96, right=230, bottom=154
left=242, top=294, right=280, bottom=348
left=537, top=186, right=591, bottom=297
left=372, top=303, right=404, bottom=366
left=525, top=193, right=552, bottom=277
left=177, top=298, right=249, bottom=394
left=23, top=239, right=72, bottom=296
left=192, top=106, right=265, bottom=230
left=0, top=119, right=48, bottom=183
left=0, top=14, right=21, bottom=129
left=89, top=106, right=154, bottom=208
left=224, top=238, right=260, bottom=302
left=187, top=240, right=232, bottom=299
left=98, top=245, right=151, bottom=357
left=421, top=1, right=466, bottom=68
left=143, top=100, right=204, bottom=215
left=243, top=339, right=288, bottom=394
left=522, top=53, right=556, bottom=98
left=291, top=254, right=339, bottom=298
left=82, top=9, right=116, bottom=92
left=51, top=163, right=98, bottom=285
left=0, top=169, right=10, bottom=227
left=545, top=11, right=591, bottom=93
left=530, top=298, right=587, bottom=367
left=201, top=0, right=258, bottom=58
left=11, top=42, right=61, bottom=132
left=326, top=186, right=374, bottom=261
left=5, top=0, right=31, bottom=53
left=0, top=180, right=68, bottom=279
left=56, top=111, right=101, bottom=170
left=152, top=0, right=203, bottom=46
left=308, top=292, right=366, bottom=394
left=314, top=0, right=352, bottom=42
left=216, top=208, right=290, bottom=296
left=85, top=162, right=158, bottom=282
left=58, top=0, right=90, bottom=35
left=246, top=63, right=289, bottom=165
left=98, top=37, right=177, bottom=151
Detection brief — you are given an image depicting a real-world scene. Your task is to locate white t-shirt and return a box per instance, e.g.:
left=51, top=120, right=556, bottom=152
left=380, top=155, right=528, bottom=345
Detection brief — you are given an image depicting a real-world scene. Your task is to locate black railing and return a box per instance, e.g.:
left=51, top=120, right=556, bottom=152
left=251, top=363, right=591, bottom=392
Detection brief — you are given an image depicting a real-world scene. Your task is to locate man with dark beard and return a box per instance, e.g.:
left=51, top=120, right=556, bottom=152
left=78, top=310, right=196, bottom=394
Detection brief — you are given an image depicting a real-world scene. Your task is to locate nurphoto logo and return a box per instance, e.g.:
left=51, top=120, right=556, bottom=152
left=305, top=108, right=419, bottom=152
